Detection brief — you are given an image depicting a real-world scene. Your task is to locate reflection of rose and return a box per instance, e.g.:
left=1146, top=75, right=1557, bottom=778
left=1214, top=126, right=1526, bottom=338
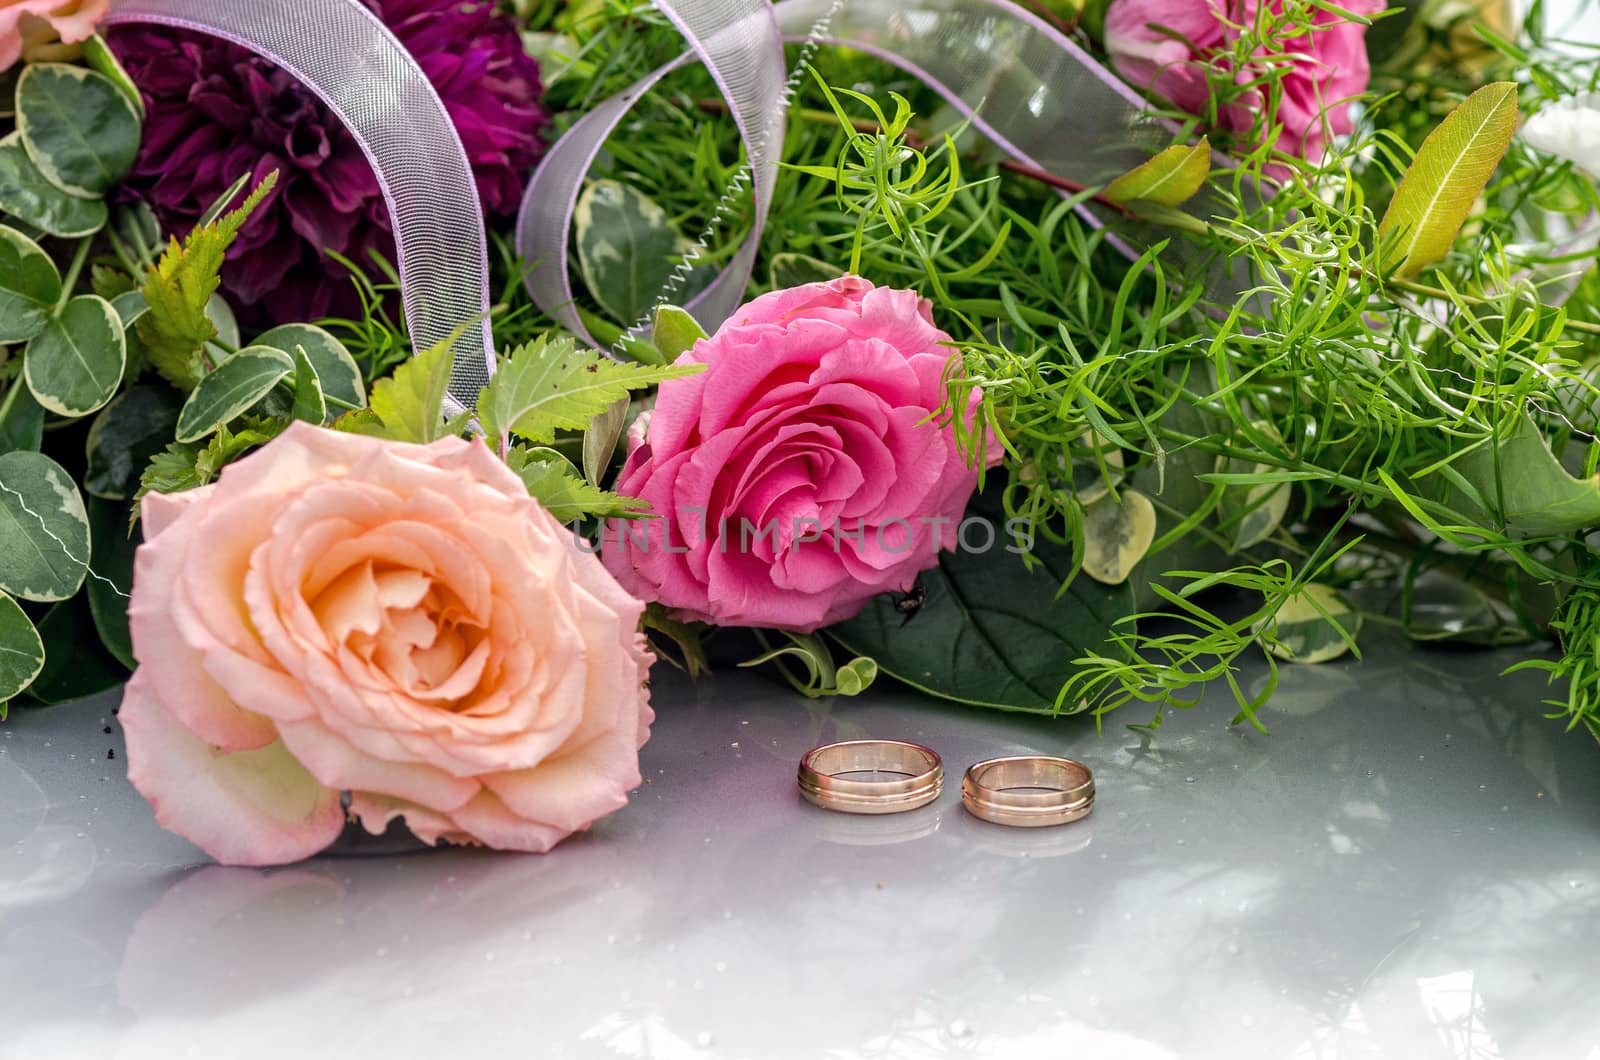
left=604, top=276, right=992, bottom=633
left=0, top=0, right=107, bottom=70
left=122, top=423, right=654, bottom=866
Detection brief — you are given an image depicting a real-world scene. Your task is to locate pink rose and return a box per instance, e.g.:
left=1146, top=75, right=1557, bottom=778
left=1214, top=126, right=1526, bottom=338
left=1105, top=0, right=1384, bottom=161
left=121, top=422, right=654, bottom=866
left=0, top=0, right=108, bottom=69
left=602, top=276, right=992, bottom=633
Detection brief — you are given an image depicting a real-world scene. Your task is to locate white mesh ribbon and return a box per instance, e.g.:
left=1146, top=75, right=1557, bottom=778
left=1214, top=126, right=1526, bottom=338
left=102, top=0, right=497, bottom=403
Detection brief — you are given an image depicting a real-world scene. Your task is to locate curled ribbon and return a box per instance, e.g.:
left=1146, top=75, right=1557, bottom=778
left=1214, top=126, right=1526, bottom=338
left=104, top=0, right=1172, bottom=409
left=102, top=0, right=497, bottom=403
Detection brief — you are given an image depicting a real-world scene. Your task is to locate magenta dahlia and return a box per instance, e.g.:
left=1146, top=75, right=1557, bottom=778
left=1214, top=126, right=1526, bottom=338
left=109, top=0, right=549, bottom=325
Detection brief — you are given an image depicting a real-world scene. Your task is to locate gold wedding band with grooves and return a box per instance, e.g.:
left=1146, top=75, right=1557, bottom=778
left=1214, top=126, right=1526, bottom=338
left=962, top=756, right=1095, bottom=827
left=797, top=740, right=943, bottom=815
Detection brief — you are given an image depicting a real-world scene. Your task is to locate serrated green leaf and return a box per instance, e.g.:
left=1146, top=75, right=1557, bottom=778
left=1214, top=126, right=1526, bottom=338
left=0, top=449, right=89, bottom=602
left=1104, top=137, right=1212, bottom=208
left=651, top=304, right=708, bottom=362
left=15, top=63, right=141, bottom=198
left=0, top=225, right=60, bottom=343
left=138, top=170, right=279, bottom=391
left=367, top=331, right=455, bottom=443
left=1378, top=82, right=1518, bottom=279
left=134, top=420, right=286, bottom=518
left=175, top=346, right=294, bottom=442
left=0, top=379, right=43, bottom=454
left=254, top=322, right=365, bottom=407
left=83, top=384, right=183, bottom=499
left=0, top=590, right=43, bottom=701
left=505, top=444, right=646, bottom=524
left=478, top=334, right=701, bottom=447
left=289, top=345, right=327, bottom=424
left=0, top=135, right=107, bottom=237
left=23, top=295, right=125, bottom=417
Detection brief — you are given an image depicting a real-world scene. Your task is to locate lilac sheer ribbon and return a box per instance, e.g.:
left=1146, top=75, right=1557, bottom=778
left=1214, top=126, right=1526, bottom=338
left=517, top=0, right=1174, bottom=352
left=102, top=0, right=497, bottom=405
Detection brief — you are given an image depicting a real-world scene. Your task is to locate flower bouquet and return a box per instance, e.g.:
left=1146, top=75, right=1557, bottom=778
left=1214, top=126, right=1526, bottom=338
left=2, top=0, right=1598, bottom=866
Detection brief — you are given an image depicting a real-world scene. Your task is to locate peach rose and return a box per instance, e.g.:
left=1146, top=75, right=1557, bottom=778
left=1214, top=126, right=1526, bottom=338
left=0, top=0, right=109, bottom=69
left=121, top=422, right=654, bottom=866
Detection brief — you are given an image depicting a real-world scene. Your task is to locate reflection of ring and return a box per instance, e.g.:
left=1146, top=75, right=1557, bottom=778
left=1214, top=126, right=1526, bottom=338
left=961, top=756, right=1095, bottom=827
left=797, top=740, right=943, bottom=815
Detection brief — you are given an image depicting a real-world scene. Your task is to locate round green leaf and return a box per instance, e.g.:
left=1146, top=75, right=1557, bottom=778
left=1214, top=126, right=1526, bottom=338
left=0, top=590, right=44, bottom=701
left=1257, top=583, right=1363, bottom=665
left=0, top=135, right=107, bottom=238
left=254, top=323, right=366, bottom=407
left=0, top=225, right=60, bottom=343
left=23, top=294, right=126, bottom=416
left=175, top=345, right=295, bottom=442
left=0, top=449, right=89, bottom=602
left=84, top=384, right=184, bottom=499
left=16, top=63, right=142, bottom=198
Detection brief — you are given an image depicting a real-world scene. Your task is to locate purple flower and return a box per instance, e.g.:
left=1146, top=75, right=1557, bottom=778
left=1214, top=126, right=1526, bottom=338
left=109, top=0, right=549, bottom=326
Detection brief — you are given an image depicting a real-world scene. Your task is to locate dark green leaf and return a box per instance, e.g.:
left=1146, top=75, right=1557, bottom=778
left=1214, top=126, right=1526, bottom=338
left=575, top=179, right=706, bottom=324
left=768, top=252, right=845, bottom=289
left=23, top=593, right=126, bottom=704
left=254, top=322, right=365, bottom=407
left=15, top=63, right=141, bottom=197
left=175, top=345, right=294, bottom=442
left=0, top=224, right=60, bottom=343
left=0, top=378, right=44, bottom=454
left=0, top=590, right=43, bottom=702
left=86, top=495, right=136, bottom=669
left=0, top=449, right=89, bottom=602
left=23, top=294, right=125, bottom=416
left=829, top=484, right=1136, bottom=712
left=83, top=384, right=184, bottom=498
left=0, top=135, right=107, bottom=238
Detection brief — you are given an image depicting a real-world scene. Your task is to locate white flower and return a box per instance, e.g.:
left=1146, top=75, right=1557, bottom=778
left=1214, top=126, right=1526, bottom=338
left=1520, top=93, right=1600, bottom=175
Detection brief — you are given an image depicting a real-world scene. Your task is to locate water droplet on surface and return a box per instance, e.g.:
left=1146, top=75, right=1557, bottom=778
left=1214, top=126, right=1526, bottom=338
left=715, top=961, right=728, bottom=973
left=1570, top=880, right=1583, bottom=889
left=947, top=1020, right=973, bottom=1039
left=1184, top=776, right=1196, bottom=784
left=695, top=1031, right=715, bottom=1049
left=375, top=947, right=389, bottom=958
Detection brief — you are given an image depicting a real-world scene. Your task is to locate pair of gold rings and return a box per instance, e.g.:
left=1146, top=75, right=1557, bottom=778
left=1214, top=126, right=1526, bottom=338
left=797, top=739, right=1094, bottom=827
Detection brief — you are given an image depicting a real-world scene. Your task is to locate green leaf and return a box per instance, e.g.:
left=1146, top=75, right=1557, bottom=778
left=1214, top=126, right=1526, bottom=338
left=0, top=379, right=43, bottom=454
left=477, top=333, right=701, bottom=447
left=1103, top=137, right=1212, bottom=208
left=0, top=135, right=107, bottom=237
left=83, top=384, right=184, bottom=499
left=15, top=63, right=142, bottom=198
left=505, top=444, right=646, bottom=523
left=138, top=170, right=279, bottom=391
left=829, top=483, right=1136, bottom=712
left=575, top=178, right=706, bottom=324
left=1255, top=583, right=1362, bottom=664
left=768, top=252, right=845, bottom=289
left=81, top=33, right=146, bottom=120
left=175, top=345, right=294, bottom=442
left=23, top=294, right=125, bottom=416
left=24, top=593, right=126, bottom=704
left=366, top=331, right=454, bottom=443
left=0, top=590, right=43, bottom=702
left=134, top=419, right=286, bottom=516
left=1446, top=413, right=1600, bottom=534
left=1377, top=82, right=1518, bottom=279
left=0, top=225, right=60, bottom=343
left=86, top=496, right=137, bottom=669
left=650, top=304, right=708, bottom=362
left=254, top=323, right=365, bottom=407
left=0, top=449, right=89, bottom=602
left=1079, top=488, right=1157, bottom=585
left=289, top=344, right=327, bottom=424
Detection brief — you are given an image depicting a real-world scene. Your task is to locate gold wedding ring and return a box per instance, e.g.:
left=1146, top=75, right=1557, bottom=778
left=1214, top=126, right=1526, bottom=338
left=961, top=756, right=1095, bottom=827
left=797, top=740, right=943, bottom=815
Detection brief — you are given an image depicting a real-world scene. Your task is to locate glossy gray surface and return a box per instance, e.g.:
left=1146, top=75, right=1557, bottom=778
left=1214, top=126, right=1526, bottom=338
left=2, top=643, right=1599, bottom=1060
